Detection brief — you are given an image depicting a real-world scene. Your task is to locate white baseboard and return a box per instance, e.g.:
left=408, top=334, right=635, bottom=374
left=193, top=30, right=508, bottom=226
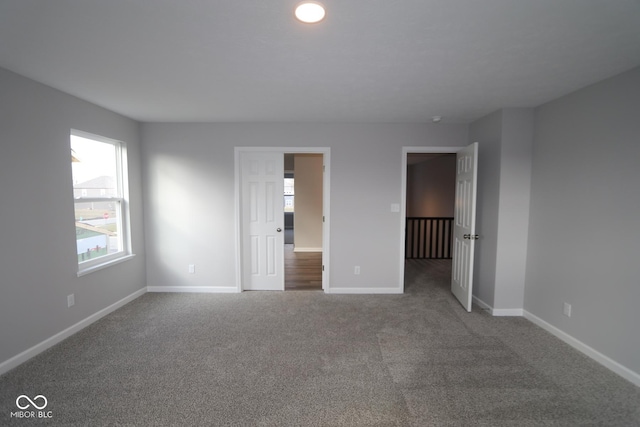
left=472, top=296, right=523, bottom=316
left=325, top=287, right=403, bottom=294
left=524, top=310, right=640, bottom=388
left=147, top=286, right=239, bottom=293
left=0, top=287, right=146, bottom=376
left=492, top=308, right=524, bottom=316
left=473, top=295, right=493, bottom=312
left=293, top=247, right=323, bottom=253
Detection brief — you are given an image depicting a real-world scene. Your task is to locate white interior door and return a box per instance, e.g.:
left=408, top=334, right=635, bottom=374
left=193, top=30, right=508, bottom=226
left=451, top=142, right=478, bottom=311
left=241, top=152, right=284, bottom=291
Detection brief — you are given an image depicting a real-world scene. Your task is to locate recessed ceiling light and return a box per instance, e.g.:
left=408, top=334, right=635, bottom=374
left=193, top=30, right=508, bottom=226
left=432, top=116, right=442, bottom=123
left=295, top=2, right=326, bottom=24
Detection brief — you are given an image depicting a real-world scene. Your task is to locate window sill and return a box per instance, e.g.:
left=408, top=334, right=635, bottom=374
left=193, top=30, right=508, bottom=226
left=77, top=254, right=136, bottom=277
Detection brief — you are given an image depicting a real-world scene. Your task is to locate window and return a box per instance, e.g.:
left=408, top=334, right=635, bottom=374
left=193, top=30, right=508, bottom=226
left=70, top=130, right=132, bottom=274
left=284, top=177, right=294, bottom=212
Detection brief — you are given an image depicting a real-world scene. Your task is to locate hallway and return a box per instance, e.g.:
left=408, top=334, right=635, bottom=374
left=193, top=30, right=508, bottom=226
left=284, top=244, right=322, bottom=290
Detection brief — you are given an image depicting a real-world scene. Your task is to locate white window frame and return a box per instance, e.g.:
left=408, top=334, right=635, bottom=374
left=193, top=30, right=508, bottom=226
left=71, top=129, right=134, bottom=276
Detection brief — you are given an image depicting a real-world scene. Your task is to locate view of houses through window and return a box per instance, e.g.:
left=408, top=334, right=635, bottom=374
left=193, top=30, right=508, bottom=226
left=71, top=131, right=128, bottom=269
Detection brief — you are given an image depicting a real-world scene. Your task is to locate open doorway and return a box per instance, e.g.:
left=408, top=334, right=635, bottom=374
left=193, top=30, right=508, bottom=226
left=234, top=147, right=330, bottom=293
left=284, top=153, right=323, bottom=291
left=404, top=152, right=456, bottom=292
left=399, top=147, right=463, bottom=292
left=400, top=144, right=479, bottom=311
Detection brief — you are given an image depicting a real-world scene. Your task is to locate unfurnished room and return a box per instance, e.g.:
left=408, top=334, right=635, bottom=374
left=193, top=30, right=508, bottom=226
left=1, top=1, right=639, bottom=425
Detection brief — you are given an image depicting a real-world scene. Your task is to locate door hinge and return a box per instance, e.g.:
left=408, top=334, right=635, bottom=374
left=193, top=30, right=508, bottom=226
left=322, top=265, right=325, bottom=271
left=323, top=216, right=325, bottom=222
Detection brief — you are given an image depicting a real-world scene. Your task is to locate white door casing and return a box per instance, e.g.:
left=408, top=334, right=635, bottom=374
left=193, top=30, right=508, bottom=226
left=451, top=142, right=479, bottom=311
left=241, top=152, right=285, bottom=291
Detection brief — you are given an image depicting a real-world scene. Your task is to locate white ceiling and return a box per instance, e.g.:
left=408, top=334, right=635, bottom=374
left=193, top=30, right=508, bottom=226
left=1, top=0, right=639, bottom=123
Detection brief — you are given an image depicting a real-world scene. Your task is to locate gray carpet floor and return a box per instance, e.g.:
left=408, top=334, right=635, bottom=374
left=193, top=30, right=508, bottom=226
left=1, top=259, right=639, bottom=426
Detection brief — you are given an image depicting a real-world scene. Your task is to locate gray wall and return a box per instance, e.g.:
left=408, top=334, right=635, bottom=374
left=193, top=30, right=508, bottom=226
left=141, top=123, right=468, bottom=291
left=469, top=108, right=534, bottom=311
left=406, top=155, right=456, bottom=218
left=469, top=111, right=503, bottom=307
left=0, top=68, right=146, bottom=365
left=494, top=109, right=534, bottom=310
left=524, top=67, right=640, bottom=374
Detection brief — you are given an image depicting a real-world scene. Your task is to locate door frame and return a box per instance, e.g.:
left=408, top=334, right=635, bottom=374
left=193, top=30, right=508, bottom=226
left=399, top=146, right=465, bottom=292
left=235, top=147, right=331, bottom=292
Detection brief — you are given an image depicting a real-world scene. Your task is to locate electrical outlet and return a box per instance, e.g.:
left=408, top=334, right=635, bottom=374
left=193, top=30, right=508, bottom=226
left=188, top=264, right=195, bottom=274
left=67, top=294, right=75, bottom=308
left=354, top=266, right=360, bottom=275
left=563, top=302, right=571, bottom=317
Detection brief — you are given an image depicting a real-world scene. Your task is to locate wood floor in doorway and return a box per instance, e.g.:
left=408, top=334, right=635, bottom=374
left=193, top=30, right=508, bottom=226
left=285, top=244, right=322, bottom=290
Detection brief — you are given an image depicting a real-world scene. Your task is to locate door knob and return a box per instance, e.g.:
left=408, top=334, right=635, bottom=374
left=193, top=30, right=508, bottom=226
left=277, top=228, right=282, bottom=232
left=463, top=234, right=479, bottom=240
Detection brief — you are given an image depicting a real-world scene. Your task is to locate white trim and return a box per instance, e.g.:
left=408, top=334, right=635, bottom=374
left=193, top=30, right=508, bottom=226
left=472, top=295, right=524, bottom=316
left=77, top=253, right=136, bottom=277
left=235, top=147, right=331, bottom=293
left=524, top=310, right=640, bottom=388
left=321, top=152, right=331, bottom=291
left=0, top=287, right=146, bottom=376
left=473, top=295, right=493, bottom=312
left=492, top=308, right=524, bottom=316
left=293, top=247, right=323, bottom=253
left=325, top=287, right=403, bottom=294
left=147, top=286, right=239, bottom=293
left=400, top=146, right=465, bottom=293
left=234, top=150, right=243, bottom=292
